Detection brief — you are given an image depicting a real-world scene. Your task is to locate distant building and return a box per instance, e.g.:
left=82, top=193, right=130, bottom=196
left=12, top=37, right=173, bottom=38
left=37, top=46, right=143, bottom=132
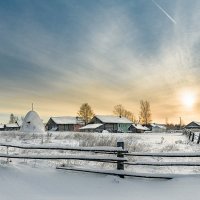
left=185, top=121, right=200, bottom=130
left=5, top=123, right=20, bottom=131
left=148, top=123, right=166, bottom=133
left=46, top=116, right=84, bottom=131
left=128, top=124, right=149, bottom=133
left=87, top=115, right=132, bottom=133
left=79, top=123, right=104, bottom=132
left=0, top=124, right=5, bottom=131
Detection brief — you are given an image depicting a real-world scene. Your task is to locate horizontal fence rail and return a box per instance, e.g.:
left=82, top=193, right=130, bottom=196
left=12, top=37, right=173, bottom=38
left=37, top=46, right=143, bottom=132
left=0, top=143, right=127, bottom=153
left=56, top=166, right=175, bottom=179
left=125, top=161, right=200, bottom=166
left=124, top=152, right=200, bottom=157
left=0, top=153, right=127, bottom=162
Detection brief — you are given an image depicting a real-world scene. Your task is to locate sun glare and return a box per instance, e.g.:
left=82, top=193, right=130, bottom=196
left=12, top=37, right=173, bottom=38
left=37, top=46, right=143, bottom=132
left=181, top=91, right=196, bottom=108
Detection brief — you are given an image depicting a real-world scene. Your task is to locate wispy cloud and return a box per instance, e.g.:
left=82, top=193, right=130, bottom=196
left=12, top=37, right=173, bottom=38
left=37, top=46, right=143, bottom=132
left=0, top=0, right=200, bottom=123
left=152, top=0, right=176, bottom=24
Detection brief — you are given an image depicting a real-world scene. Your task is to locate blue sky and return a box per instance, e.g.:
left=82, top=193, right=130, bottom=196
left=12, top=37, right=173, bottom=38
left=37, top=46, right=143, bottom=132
left=0, top=0, right=200, bottom=124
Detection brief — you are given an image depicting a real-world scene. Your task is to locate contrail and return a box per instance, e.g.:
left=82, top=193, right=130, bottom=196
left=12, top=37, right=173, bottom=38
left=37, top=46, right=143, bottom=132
left=152, top=0, right=176, bottom=24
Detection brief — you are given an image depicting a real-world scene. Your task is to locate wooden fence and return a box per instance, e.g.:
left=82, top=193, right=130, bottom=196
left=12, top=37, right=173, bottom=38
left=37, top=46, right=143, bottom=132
left=1, top=140, right=200, bottom=179
left=184, top=129, right=200, bottom=144
left=0, top=141, right=129, bottom=178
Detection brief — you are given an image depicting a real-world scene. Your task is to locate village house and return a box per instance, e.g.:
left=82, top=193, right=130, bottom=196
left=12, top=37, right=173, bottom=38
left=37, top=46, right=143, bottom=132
left=185, top=121, right=200, bottom=130
left=79, top=123, right=104, bottom=132
left=148, top=123, right=167, bottom=133
left=46, top=116, right=84, bottom=131
left=0, top=124, right=5, bottom=131
left=128, top=124, right=149, bottom=133
left=5, top=123, right=20, bottom=131
left=81, top=115, right=132, bottom=133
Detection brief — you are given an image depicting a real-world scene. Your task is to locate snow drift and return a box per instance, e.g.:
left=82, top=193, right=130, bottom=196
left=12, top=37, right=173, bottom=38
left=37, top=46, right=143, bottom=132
left=20, top=111, right=45, bottom=133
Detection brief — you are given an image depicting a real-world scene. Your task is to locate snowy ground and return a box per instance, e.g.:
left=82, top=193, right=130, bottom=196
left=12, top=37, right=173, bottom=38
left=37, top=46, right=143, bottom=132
left=0, top=131, right=199, bottom=174
left=1, top=164, right=200, bottom=200
left=0, top=131, right=200, bottom=199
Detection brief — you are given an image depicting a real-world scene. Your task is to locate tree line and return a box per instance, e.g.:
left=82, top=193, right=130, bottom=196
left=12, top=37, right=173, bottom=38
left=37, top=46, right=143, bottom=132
left=77, top=100, right=152, bottom=126
left=7, top=100, right=152, bottom=126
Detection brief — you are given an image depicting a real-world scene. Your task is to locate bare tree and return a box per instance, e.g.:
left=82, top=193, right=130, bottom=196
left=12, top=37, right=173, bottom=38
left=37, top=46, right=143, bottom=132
left=113, top=104, right=124, bottom=117
left=123, top=110, right=136, bottom=122
left=139, top=100, right=152, bottom=125
left=78, top=103, right=94, bottom=125
left=113, top=104, right=136, bottom=122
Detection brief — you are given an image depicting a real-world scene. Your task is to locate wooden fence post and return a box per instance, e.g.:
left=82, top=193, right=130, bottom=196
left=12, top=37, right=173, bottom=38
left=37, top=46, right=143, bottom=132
left=197, top=134, right=200, bottom=144
left=192, top=133, right=195, bottom=142
left=117, top=140, right=124, bottom=178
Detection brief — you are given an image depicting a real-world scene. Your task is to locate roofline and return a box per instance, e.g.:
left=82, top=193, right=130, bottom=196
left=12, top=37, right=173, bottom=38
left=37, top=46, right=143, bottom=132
left=93, top=115, right=132, bottom=124
left=50, top=117, right=84, bottom=125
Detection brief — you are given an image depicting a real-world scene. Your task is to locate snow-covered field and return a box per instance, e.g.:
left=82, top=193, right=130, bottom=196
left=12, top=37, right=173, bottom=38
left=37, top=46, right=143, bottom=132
left=1, top=164, right=200, bottom=200
left=0, top=131, right=200, bottom=199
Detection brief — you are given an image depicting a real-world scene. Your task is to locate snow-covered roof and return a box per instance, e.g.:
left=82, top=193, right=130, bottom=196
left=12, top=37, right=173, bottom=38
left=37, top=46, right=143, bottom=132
left=132, top=124, right=149, bottom=131
left=5, top=123, right=19, bottom=128
left=95, top=115, right=132, bottom=124
left=185, top=121, right=200, bottom=128
left=50, top=127, right=58, bottom=131
left=192, top=121, right=200, bottom=126
left=20, top=111, right=45, bottom=133
left=151, top=123, right=166, bottom=129
left=79, top=124, right=103, bottom=130
left=0, top=124, right=5, bottom=129
left=51, top=116, right=84, bottom=125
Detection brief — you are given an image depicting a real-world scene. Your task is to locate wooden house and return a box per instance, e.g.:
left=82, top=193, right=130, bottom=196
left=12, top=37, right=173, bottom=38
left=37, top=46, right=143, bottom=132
left=128, top=124, right=149, bottom=133
left=148, top=123, right=166, bottom=133
left=5, top=123, right=20, bottom=131
left=185, top=121, right=200, bottom=130
left=0, top=124, right=5, bottom=131
left=46, top=116, right=84, bottom=131
left=79, top=123, right=104, bottom=132
left=88, top=115, right=132, bottom=133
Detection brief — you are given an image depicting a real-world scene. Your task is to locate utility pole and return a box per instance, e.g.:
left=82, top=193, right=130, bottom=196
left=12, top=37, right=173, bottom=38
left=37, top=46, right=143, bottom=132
left=179, top=117, right=182, bottom=130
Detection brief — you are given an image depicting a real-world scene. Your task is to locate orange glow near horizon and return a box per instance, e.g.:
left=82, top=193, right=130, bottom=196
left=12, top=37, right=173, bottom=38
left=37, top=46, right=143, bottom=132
left=1, top=90, right=200, bottom=125
left=1, top=1, right=200, bottom=125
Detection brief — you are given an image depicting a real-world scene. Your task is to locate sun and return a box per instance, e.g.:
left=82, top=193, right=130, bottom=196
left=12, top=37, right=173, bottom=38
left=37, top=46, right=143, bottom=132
left=181, top=91, right=196, bottom=108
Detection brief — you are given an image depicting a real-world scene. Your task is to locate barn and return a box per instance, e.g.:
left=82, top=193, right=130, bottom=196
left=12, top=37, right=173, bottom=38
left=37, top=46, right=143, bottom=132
left=148, top=123, right=167, bottom=133
left=46, top=116, right=84, bottom=131
left=185, top=121, right=200, bottom=130
left=79, top=123, right=104, bottom=132
left=88, top=115, right=132, bottom=133
left=0, top=124, right=5, bottom=131
left=128, top=124, right=149, bottom=133
left=5, top=123, right=20, bottom=131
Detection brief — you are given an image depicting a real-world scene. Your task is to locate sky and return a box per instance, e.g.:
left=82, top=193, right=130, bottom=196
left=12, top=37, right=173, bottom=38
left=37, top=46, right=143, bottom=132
left=0, top=0, right=200, bottom=124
